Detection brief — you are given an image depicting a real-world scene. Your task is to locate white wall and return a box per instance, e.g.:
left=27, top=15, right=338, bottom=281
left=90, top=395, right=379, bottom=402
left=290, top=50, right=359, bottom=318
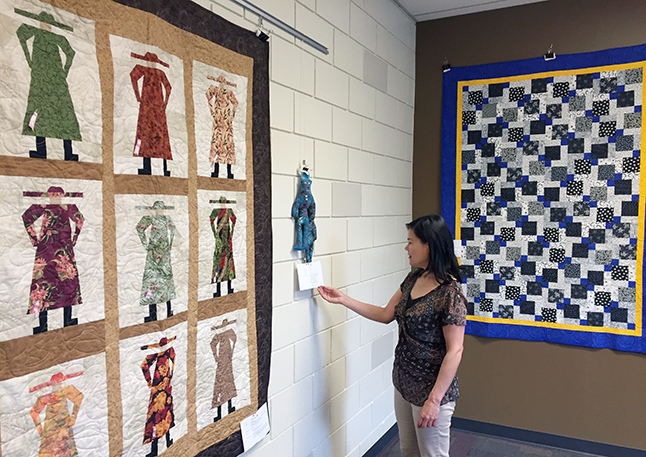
left=193, top=0, right=415, bottom=455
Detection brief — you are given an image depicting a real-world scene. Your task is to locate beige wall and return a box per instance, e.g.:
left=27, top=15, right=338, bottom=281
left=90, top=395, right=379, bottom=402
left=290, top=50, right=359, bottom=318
left=414, top=0, right=646, bottom=449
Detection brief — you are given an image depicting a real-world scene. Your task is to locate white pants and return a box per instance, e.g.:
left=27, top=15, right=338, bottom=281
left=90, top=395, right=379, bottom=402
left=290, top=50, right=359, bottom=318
left=394, top=388, right=455, bottom=457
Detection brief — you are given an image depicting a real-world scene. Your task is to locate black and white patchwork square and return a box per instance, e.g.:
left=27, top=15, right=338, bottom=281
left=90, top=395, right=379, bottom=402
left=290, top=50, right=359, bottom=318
left=591, top=143, right=608, bottom=158
left=499, top=227, right=515, bottom=241
left=611, top=308, right=628, bottom=323
left=575, top=117, right=592, bottom=132
left=459, top=69, right=641, bottom=331
left=568, top=138, right=584, bottom=154
left=468, top=91, right=483, bottom=105
left=543, top=227, right=560, bottom=242
left=611, top=265, right=629, bottom=281
left=598, top=164, right=615, bottom=180
left=466, top=207, right=481, bottom=222
left=480, top=298, right=493, bottom=312
left=574, top=159, right=591, bottom=175
left=616, top=135, right=634, bottom=152
left=508, top=127, right=524, bottom=142
left=507, top=168, right=523, bottom=182
left=509, top=86, right=525, bottom=102
left=463, top=111, right=476, bottom=124
left=587, top=270, right=604, bottom=285
left=592, top=100, right=610, bottom=116
left=553, top=82, right=569, bottom=97
left=594, top=291, right=611, bottom=307
left=541, top=308, right=557, bottom=323
left=480, top=260, right=494, bottom=274
left=549, top=248, right=566, bottom=263
left=481, top=182, right=495, bottom=196
left=550, top=207, right=566, bottom=221
left=505, top=286, right=521, bottom=300
left=625, top=112, right=642, bottom=129
left=623, top=157, right=640, bottom=174
left=613, top=223, right=631, bottom=238
left=597, top=207, right=614, bottom=222
left=599, top=121, right=617, bottom=137
left=486, top=240, right=501, bottom=254
left=527, top=242, right=544, bottom=256
left=563, top=304, right=580, bottom=319
left=567, top=181, right=583, bottom=196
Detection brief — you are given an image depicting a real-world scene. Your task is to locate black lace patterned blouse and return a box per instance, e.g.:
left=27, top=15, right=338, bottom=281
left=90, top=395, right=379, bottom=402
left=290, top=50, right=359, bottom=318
left=392, top=268, right=468, bottom=407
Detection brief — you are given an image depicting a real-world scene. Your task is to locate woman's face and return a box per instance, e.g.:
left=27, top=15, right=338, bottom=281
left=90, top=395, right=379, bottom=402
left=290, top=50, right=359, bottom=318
left=405, top=229, right=430, bottom=269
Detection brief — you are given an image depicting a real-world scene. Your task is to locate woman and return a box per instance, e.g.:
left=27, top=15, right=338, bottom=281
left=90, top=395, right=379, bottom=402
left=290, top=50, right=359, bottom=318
left=318, top=215, right=467, bottom=457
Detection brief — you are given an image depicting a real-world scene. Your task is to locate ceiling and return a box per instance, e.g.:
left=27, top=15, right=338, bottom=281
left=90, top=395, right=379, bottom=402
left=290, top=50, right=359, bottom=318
left=395, top=0, right=548, bottom=22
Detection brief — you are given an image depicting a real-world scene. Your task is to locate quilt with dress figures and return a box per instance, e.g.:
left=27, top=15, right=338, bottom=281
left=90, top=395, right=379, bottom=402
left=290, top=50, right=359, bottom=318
left=0, top=0, right=271, bottom=456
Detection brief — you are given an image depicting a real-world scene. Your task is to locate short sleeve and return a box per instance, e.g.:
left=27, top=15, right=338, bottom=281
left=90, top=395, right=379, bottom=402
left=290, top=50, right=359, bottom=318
left=441, top=284, right=468, bottom=326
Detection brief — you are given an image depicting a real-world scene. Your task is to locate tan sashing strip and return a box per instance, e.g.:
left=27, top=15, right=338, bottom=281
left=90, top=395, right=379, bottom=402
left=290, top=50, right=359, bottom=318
left=119, top=311, right=189, bottom=341
left=0, top=320, right=106, bottom=381
left=184, top=54, right=201, bottom=454
left=34, top=1, right=259, bottom=456
left=114, top=175, right=189, bottom=195
left=0, top=156, right=103, bottom=181
left=197, top=175, right=246, bottom=192
left=197, top=292, right=248, bottom=322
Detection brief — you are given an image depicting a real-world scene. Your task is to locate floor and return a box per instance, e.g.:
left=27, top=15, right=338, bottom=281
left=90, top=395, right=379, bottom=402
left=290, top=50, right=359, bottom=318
left=377, top=429, right=606, bottom=457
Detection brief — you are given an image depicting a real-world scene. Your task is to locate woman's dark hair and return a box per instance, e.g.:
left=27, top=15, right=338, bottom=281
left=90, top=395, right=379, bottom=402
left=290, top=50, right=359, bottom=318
left=406, top=214, right=462, bottom=284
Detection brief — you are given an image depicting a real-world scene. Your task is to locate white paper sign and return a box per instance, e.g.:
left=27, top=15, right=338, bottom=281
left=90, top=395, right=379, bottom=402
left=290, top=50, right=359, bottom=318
left=453, top=239, right=462, bottom=258
left=241, top=403, right=270, bottom=451
left=296, top=261, right=324, bottom=290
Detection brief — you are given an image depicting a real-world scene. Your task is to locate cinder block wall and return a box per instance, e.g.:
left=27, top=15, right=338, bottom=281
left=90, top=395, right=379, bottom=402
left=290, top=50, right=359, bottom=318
left=191, top=0, right=416, bottom=455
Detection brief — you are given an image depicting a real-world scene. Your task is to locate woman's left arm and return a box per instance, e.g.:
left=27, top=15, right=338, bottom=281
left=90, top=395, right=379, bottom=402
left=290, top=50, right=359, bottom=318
left=417, top=324, right=465, bottom=428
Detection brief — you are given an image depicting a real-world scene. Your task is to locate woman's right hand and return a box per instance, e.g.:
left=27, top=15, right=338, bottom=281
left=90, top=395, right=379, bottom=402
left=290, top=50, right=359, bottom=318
left=317, top=286, right=346, bottom=305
